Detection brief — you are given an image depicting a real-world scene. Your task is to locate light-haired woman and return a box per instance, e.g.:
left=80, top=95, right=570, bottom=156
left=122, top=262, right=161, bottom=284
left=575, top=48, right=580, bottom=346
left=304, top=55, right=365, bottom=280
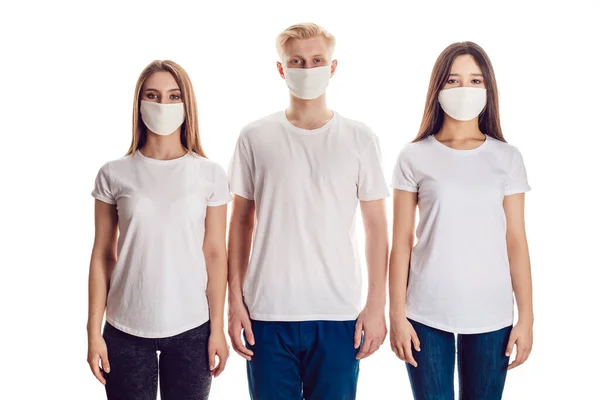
left=86, top=60, right=230, bottom=400
left=389, top=42, right=533, bottom=400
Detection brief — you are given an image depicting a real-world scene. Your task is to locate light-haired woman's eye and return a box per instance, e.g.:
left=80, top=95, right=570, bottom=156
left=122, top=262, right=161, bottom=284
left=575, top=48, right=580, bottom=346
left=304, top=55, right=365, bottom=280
left=315, top=58, right=322, bottom=63
left=170, top=94, right=180, bottom=100
left=147, top=93, right=157, bottom=99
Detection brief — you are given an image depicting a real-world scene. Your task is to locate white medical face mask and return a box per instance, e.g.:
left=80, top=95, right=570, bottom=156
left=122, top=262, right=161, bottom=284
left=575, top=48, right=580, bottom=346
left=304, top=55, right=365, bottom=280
left=438, top=87, right=487, bottom=121
left=140, top=100, right=185, bottom=135
left=283, top=65, right=331, bottom=100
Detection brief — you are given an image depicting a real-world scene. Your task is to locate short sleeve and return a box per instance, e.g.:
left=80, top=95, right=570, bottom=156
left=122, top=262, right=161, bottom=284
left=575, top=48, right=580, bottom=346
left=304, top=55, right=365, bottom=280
left=91, top=163, right=116, bottom=204
left=228, top=133, right=255, bottom=200
left=357, top=135, right=390, bottom=201
left=505, top=148, right=531, bottom=195
left=391, top=147, right=418, bottom=192
left=208, top=165, right=233, bottom=207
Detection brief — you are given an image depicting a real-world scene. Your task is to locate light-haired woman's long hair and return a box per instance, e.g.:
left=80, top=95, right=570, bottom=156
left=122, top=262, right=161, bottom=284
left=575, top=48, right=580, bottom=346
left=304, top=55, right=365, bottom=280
left=127, top=60, right=206, bottom=157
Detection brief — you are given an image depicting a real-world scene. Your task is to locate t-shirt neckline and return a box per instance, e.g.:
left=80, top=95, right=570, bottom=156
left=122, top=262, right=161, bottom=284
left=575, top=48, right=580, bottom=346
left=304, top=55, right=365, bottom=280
left=429, top=134, right=489, bottom=154
left=281, top=110, right=338, bottom=135
left=135, top=149, right=190, bottom=164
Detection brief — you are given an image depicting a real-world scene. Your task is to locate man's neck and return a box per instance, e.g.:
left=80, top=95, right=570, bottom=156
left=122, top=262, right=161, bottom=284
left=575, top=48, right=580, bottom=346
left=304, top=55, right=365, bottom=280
left=285, top=94, right=333, bottom=130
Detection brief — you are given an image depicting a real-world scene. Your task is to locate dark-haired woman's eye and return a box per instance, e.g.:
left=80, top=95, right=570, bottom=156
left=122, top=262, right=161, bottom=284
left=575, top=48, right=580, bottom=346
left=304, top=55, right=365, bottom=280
left=447, top=79, right=458, bottom=84
left=473, top=79, right=482, bottom=84
left=315, top=58, right=322, bottom=63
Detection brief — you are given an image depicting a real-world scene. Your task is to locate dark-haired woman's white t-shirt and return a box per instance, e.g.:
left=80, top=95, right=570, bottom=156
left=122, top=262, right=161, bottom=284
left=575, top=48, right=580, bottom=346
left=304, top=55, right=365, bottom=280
left=392, top=135, right=530, bottom=334
left=92, top=151, right=232, bottom=338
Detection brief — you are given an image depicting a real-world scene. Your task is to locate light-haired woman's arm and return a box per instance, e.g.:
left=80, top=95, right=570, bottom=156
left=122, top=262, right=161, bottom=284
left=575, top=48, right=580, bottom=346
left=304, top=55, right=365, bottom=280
left=87, top=200, right=118, bottom=385
left=504, top=193, right=534, bottom=370
left=204, top=203, right=230, bottom=377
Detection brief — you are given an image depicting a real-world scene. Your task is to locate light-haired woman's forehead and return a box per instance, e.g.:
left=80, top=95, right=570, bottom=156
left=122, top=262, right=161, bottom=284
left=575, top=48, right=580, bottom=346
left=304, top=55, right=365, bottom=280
left=142, top=71, right=180, bottom=90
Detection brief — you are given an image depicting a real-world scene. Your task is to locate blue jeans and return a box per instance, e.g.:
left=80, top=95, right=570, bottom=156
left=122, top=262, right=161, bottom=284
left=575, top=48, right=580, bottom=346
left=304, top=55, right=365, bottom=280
left=102, top=321, right=212, bottom=400
left=245, top=320, right=360, bottom=400
left=406, top=319, right=512, bottom=400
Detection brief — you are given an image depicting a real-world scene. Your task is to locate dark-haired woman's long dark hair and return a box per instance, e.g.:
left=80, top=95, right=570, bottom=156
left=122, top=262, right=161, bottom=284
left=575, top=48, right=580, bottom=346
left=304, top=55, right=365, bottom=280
left=414, top=41, right=506, bottom=143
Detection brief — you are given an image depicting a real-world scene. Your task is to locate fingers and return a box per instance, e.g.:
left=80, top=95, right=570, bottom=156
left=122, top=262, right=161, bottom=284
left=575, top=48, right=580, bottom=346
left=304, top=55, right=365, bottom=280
left=88, top=354, right=107, bottom=385
left=212, top=349, right=229, bottom=378
left=100, top=350, right=110, bottom=374
left=209, top=348, right=217, bottom=372
left=505, top=332, right=516, bottom=358
left=356, top=335, right=371, bottom=360
left=391, top=341, right=406, bottom=361
left=228, top=323, right=254, bottom=360
left=411, top=330, right=421, bottom=352
left=403, top=341, right=418, bottom=367
left=508, top=340, right=531, bottom=370
left=354, top=320, right=363, bottom=350
left=243, top=320, right=255, bottom=346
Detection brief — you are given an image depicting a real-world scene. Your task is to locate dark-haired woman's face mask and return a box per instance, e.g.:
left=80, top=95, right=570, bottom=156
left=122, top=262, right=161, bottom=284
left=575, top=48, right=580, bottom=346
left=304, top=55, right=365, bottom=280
left=438, top=54, right=487, bottom=121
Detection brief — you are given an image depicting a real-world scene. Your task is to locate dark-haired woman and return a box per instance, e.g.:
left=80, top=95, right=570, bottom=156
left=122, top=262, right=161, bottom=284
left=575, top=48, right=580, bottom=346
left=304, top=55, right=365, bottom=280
left=388, top=42, right=533, bottom=400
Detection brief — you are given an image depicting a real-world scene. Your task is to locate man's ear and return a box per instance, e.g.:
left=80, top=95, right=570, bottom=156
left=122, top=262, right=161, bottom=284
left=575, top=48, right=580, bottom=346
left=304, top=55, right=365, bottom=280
left=330, top=59, right=338, bottom=77
left=277, top=61, right=285, bottom=79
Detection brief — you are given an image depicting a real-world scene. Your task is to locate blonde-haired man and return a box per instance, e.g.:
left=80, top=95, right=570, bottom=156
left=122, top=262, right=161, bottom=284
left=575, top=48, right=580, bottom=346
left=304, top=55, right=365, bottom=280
left=228, top=23, right=389, bottom=399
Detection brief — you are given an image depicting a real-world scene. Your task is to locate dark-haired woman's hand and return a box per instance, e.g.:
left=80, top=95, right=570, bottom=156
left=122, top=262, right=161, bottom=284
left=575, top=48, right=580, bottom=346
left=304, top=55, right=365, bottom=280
left=390, top=316, right=420, bottom=367
left=506, top=320, right=533, bottom=370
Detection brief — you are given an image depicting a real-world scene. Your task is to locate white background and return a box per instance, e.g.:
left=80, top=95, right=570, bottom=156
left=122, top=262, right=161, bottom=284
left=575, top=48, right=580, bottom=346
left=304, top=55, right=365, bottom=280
left=1, top=0, right=599, bottom=398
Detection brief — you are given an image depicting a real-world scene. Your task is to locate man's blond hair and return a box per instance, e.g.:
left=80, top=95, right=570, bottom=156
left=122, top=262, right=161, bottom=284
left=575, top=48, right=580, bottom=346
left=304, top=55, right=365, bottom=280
left=276, top=23, right=336, bottom=60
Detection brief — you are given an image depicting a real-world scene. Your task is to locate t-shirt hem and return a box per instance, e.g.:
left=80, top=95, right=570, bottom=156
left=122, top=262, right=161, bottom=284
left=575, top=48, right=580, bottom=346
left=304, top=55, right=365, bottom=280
left=406, top=312, right=513, bottom=334
left=505, top=186, right=532, bottom=196
left=105, top=316, right=210, bottom=339
left=230, top=189, right=254, bottom=200
left=249, top=312, right=360, bottom=322
left=358, top=191, right=390, bottom=201
left=207, top=196, right=233, bottom=207
left=391, top=184, right=418, bottom=193
left=91, top=192, right=116, bottom=205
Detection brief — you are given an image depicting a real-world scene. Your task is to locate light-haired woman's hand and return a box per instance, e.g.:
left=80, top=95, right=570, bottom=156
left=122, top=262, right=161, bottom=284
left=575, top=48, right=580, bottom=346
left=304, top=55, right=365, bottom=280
left=506, top=320, right=533, bottom=370
left=390, top=315, right=420, bottom=367
left=87, top=334, right=110, bottom=385
left=208, top=330, right=230, bottom=377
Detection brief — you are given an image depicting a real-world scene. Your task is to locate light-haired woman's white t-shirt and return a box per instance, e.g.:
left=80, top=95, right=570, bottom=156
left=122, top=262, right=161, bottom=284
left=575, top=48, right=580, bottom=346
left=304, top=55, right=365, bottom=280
left=392, top=135, right=531, bottom=334
left=92, top=151, right=232, bottom=338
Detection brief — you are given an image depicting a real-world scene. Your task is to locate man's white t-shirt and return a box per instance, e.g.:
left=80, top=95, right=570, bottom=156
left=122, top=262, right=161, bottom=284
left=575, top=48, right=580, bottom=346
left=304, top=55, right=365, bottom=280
left=92, top=150, right=232, bottom=338
left=392, top=134, right=531, bottom=334
left=229, top=111, right=389, bottom=322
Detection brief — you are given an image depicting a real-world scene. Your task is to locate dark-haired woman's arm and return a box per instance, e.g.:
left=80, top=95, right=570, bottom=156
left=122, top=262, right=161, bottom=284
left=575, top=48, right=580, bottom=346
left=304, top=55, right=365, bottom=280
left=504, top=193, right=534, bottom=370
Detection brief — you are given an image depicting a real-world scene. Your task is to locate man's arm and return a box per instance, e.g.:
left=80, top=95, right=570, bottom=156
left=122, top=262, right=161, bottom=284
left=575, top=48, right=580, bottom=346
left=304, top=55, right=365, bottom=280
left=227, top=195, right=256, bottom=360
left=355, top=198, right=389, bottom=359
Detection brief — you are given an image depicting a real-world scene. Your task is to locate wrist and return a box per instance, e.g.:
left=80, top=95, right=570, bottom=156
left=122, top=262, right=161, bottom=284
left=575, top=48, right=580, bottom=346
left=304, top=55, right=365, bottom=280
left=365, top=294, right=386, bottom=310
left=389, top=309, right=407, bottom=320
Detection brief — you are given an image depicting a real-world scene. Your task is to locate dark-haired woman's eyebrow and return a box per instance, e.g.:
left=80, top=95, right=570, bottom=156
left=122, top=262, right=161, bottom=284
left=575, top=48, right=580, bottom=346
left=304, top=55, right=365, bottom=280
left=470, top=73, right=484, bottom=77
